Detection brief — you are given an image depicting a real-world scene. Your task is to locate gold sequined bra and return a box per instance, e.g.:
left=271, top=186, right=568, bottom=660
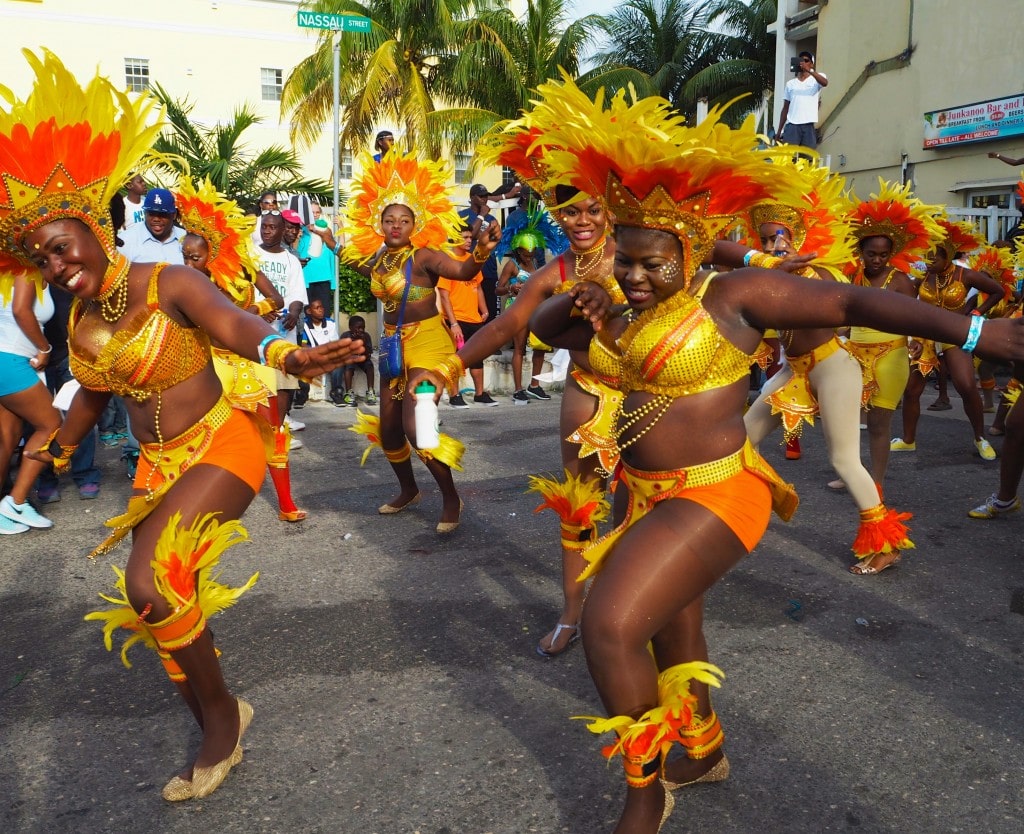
left=919, top=266, right=968, bottom=311
left=371, top=267, right=437, bottom=313
left=589, top=284, right=753, bottom=397
left=69, top=264, right=211, bottom=401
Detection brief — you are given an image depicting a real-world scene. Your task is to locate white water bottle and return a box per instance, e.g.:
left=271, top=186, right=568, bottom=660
left=414, top=380, right=440, bottom=449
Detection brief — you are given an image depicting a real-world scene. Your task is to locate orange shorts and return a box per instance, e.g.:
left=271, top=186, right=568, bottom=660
left=678, top=469, right=771, bottom=552
left=135, top=402, right=265, bottom=495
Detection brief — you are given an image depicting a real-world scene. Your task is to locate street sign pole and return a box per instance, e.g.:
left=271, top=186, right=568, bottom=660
left=297, top=11, right=372, bottom=325
left=332, top=30, right=341, bottom=325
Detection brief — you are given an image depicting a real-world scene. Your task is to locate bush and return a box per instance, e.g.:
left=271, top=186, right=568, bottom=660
left=337, top=263, right=375, bottom=313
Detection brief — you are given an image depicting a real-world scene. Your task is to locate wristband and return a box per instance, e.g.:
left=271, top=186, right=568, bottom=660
left=472, top=247, right=490, bottom=264
left=36, top=343, right=52, bottom=354
left=961, top=315, right=984, bottom=352
left=258, top=334, right=282, bottom=365
left=742, top=249, right=757, bottom=267
left=748, top=252, right=784, bottom=270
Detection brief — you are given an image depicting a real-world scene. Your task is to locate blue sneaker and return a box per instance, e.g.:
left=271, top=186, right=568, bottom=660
left=0, top=495, right=53, bottom=529
left=0, top=514, right=29, bottom=535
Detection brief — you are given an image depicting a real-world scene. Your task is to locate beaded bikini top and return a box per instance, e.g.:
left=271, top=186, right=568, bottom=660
left=69, top=264, right=210, bottom=401
left=918, top=265, right=968, bottom=311
left=371, top=267, right=437, bottom=312
left=589, top=279, right=753, bottom=397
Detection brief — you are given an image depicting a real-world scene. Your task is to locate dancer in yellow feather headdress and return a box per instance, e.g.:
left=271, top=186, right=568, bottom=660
left=891, top=212, right=1007, bottom=463
left=342, top=147, right=500, bottom=533
left=1, top=50, right=365, bottom=802
left=174, top=175, right=313, bottom=523
left=839, top=179, right=943, bottom=490
left=523, top=76, right=1024, bottom=834
left=740, top=166, right=921, bottom=577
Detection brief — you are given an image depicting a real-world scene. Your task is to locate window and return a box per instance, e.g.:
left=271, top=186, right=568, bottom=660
left=340, top=148, right=353, bottom=180
left=261, top=68, right=283, bottom=102
left=125, top=58, right=150, bottom=93
left=454, top=153, right=472, bottom=185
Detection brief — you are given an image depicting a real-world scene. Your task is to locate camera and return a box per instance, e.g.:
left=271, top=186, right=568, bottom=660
left=790, top=57, right=801, bottom=72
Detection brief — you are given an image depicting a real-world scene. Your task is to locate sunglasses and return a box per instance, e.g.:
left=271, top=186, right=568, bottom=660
left=261, top=210, right=282, bottom=216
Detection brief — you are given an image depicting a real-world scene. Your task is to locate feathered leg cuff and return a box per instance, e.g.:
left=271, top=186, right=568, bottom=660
left=852, top=503, right=914, bottom=559
left=414, top=433, right=465, bottom=471
left=527, top=470, right=610, bottom=531
left=573, top=661, right=725, bottom=787
left=84, top=512, right=256, bottom=669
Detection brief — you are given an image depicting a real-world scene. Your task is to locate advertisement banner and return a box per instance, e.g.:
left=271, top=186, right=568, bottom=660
left=923, top=93, right=1024, bottom=149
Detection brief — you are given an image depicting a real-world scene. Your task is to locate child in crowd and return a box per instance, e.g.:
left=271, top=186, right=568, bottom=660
left=338, top=315, right=376, bottom=406
left=297, top=299, right=341, bottom=406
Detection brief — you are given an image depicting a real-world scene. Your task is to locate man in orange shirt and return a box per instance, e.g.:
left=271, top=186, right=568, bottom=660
left=437, top=226, right=499, bottom=407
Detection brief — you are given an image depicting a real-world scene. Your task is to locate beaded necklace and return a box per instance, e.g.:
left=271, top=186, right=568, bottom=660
left=93, top=253, right=131, bottom=323
left=377, top=246, right=412, bottom=274
left=571, top=237, right=608, bottom=281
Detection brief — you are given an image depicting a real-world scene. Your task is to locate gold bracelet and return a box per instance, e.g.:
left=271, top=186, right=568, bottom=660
left=472, top=247, right=491, bottom=264
left=266, top=340, right=301, bottom=374
left=432, top=355, right=465, bottom=390
left=748, top=252, right=784, bottom=269
left=255, top=298, right=278, bottom=316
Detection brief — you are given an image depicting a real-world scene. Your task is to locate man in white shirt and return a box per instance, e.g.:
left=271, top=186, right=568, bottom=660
left=256, top=211, right=308, bottom=439
left=117, top=187, right=185, bottom=264
left=778, top=51, right=828, bottom=149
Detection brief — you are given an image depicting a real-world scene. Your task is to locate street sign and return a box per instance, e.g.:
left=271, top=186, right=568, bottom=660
left=296, top=11, right=370, bottom=33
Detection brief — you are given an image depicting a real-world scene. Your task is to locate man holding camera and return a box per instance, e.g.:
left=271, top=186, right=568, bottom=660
left=778, top=51, right=828, bottom=149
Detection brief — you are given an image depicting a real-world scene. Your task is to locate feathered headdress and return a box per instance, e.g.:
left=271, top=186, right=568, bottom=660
left=342, top=148, right=461, bottom=264
left=969, top=244, right=1015, bottom=284
left=935, top=214, right=985, bottom=258
left=477, top=117, right=564, bottom=207
left=738, top=156, right=856, bottom=273
left=0, top=49, right=163, bottom=300
left=497, top=202, right=569, bottom=259
left=174, top=175, right=260, bottom=305
left=528, top=76, right=807, bottom=285
left=847, top=178, right=944, bottom=273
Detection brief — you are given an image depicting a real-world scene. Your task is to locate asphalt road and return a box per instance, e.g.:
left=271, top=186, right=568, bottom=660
left=2, top=387, right=1022, bottom=834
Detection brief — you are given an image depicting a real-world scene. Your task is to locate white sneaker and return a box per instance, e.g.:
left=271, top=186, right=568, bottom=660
left=0, top=495, right=53, bottom=529
left=289, top=437, right=304, bottom=450
left=285, top=415, right=305, bottom=432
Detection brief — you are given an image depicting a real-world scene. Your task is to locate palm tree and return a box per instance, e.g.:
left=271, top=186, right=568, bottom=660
left=581, top=0, right=720, bottom=109
left=149, top=85, right=332, bottom=208
left=680, top=0, right=778, bottom=126
left=432, top=0, right=602, bottom=152
left=283, top=0, right=480, bottom=158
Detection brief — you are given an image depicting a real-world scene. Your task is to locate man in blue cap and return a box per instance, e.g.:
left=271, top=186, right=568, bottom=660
left=117, top=186, right=186, bottom=264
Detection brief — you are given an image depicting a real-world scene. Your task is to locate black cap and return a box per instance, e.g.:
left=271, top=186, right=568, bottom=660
left=469, top=184, right=489, bottom=198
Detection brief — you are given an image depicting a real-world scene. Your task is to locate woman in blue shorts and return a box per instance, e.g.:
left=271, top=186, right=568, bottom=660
left=0, top=274, right=61, bottom=534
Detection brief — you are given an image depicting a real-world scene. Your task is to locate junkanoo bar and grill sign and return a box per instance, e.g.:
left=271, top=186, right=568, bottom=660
left=923, top=93, right=1024, bottom=149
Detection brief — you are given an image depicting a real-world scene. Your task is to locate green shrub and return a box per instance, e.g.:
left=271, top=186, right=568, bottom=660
left=336, top=263, right=375, bottom=313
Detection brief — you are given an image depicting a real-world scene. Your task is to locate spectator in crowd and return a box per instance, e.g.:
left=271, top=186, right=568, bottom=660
left=117, top=187, right=185, bottom=264
left=460, top=184, right=500, bottom=321
left=438, top=224, right=496, bottom=408
left=36, top=286, right=102, bottom=503
left=338, top=314, right=376, bottom=407
left=372, top=129, right=395, bottom=163
left=122, top=173, right=148, bottom=230
left=777, top=51, right=828, bottom=150
left=255, top=211, right=308, bottom=446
